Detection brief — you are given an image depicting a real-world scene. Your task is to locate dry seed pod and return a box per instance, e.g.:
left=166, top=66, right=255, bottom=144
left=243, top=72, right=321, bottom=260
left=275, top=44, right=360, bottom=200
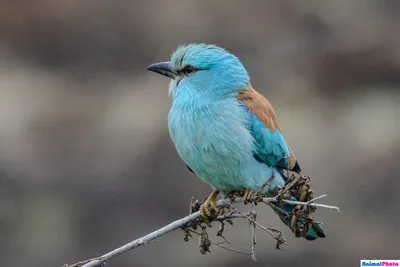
left=307, top=190, right=317, bottom=212
left=299, top=184, right=310, bottom=202
left=291, top=214, right=298, bottom=233
left=199, top=227, right=211, bottom=254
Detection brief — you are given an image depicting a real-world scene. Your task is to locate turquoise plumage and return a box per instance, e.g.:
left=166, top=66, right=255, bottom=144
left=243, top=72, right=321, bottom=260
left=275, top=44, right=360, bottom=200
left=249, top=112, right=290, bottom=168
left=147, top=43, right=324, bottom=241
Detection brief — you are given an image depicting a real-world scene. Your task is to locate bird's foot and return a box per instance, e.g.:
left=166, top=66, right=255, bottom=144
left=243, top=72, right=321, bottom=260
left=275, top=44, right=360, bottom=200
left=243, top=188, right=254, bottom=204
left=200, top=190, right=220, bottom=221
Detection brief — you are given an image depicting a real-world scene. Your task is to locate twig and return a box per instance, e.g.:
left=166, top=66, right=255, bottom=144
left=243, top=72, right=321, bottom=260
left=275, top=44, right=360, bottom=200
left=189, top=197, right=195, bottom=214
left=263, top=200, right=290, bottom=217
left=232, top=196, right=340, bottom=212
left=307, top=194, right=327, bottom=203
left=254, top=174, right=275, bottom=195
left=188, top=229, right=251, bottom=256
left=250, top=211, right=257, bottom=261
left=279, top=175, right=303, bottom=194
left=281, top=199, right=340, bottom=212
left=214, top=211, right=252, bottom=221
left=228, top=205, right=286, bottom=248
left=212, top=241, right=251, bottom=256
left=64, top=258, right=100, bottom=267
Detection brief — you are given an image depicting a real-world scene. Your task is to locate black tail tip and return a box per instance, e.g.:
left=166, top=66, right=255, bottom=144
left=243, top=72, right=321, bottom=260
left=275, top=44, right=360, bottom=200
left=317, top=232, right=326, bottom=238
left=305, top=224, right=326, bottom=241
left=292, top=161, right=301, bottom=173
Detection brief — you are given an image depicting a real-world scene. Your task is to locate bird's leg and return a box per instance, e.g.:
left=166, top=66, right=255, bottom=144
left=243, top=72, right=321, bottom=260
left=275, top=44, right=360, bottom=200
left=243, top=188, right=254, bottom=204
left=200, top=190, right=220, bottom=220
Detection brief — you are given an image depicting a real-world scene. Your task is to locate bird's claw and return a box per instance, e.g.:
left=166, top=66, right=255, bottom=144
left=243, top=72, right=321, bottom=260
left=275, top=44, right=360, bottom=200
left=243, top=188, right=254, bottom=204
left=200, top=190, right=220, bottom=221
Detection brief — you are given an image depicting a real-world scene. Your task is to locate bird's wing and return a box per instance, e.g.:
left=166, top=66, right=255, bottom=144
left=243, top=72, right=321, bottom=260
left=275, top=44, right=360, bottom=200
left=237, top=87, right=301, bottom=172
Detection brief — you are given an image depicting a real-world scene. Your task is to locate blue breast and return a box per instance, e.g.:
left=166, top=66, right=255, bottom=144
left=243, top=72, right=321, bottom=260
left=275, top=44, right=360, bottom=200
left=168, top=98, right=286, bottom=194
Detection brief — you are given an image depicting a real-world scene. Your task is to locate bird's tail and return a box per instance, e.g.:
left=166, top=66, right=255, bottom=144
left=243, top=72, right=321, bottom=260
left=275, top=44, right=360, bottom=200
left=270, top=200, right=325, bottom=240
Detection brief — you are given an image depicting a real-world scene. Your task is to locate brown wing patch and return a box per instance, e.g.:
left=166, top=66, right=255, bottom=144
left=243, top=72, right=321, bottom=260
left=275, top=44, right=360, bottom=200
left=237, top=86, right=299, bottom=171
left=237, top=87, right=279, bottom=132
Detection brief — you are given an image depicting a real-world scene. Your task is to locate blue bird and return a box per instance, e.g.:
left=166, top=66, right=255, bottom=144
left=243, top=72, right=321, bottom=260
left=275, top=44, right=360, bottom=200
left=147, top=43, right=325, bottom=240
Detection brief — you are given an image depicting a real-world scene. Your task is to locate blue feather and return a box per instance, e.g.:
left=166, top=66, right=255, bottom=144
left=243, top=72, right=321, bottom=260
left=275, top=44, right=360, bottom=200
left=248, top=112, right=290, bottom=167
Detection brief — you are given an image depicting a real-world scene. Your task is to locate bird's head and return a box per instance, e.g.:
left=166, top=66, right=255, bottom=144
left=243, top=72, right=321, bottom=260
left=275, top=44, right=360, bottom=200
left=147, top=43, right=249, bottom=98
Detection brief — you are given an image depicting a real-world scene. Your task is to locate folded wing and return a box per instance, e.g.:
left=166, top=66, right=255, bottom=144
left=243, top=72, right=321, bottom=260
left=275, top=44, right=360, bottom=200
left=237, top=87, right=301, bottom=172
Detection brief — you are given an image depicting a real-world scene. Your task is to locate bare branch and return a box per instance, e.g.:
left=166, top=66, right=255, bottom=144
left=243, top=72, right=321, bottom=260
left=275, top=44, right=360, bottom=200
left=65, top=198, right=235, bottom=267
left=281, top=199, right=340, bottom=212
left=250, top=209, right=257, bottom=261
left=64, top=192, right=339, bottom=267
left=307, top=194, right=327, bottom=202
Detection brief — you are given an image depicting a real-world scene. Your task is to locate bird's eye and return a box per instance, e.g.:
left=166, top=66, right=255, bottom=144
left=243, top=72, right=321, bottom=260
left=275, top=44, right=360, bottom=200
left=181, top=65, right=198, bottom=75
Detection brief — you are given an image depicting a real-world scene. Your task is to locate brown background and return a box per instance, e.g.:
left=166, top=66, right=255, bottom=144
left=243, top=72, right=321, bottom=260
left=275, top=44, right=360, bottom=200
left=0, top=0, right=399, bottom=266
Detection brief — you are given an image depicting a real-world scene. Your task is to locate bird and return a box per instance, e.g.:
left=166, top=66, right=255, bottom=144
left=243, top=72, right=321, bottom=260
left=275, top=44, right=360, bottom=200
left=147, top=43, right=325, bottom=240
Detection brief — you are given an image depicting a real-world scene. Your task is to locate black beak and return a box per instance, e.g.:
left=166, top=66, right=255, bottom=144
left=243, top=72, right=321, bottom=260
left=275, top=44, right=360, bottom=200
left=146, top=61, right=177, bottom=79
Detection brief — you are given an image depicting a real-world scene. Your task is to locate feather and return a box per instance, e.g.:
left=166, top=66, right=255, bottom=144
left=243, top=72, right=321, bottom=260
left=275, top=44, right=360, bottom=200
left=237, top=86, right=301, bottom=172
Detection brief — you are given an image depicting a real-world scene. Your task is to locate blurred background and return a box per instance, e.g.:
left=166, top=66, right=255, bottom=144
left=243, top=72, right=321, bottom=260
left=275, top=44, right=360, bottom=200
left=1, top=0, right=400, bottom=266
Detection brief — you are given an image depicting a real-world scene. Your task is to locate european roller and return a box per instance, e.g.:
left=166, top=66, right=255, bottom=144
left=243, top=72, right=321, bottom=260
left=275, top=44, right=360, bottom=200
left=147, top=43, right=325, bottom=240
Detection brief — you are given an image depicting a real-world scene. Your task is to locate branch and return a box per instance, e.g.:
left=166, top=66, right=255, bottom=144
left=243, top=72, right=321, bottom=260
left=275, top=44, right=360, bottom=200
left=281, top=197, right=340, bottom=212
left=65, top=198, right=235, bottom=267
left=64, top=192, right=339, bottom=267
left=250, top=207, right=257, bottom=261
